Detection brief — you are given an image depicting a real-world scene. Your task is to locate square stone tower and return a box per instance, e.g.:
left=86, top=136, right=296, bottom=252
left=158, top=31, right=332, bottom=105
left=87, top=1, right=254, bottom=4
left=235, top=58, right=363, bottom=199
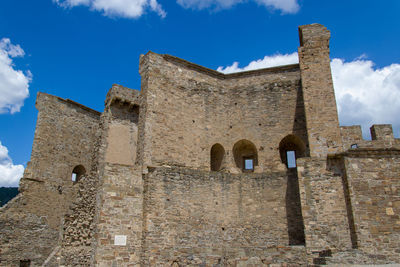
left=298, top=24, right=343, bottom=157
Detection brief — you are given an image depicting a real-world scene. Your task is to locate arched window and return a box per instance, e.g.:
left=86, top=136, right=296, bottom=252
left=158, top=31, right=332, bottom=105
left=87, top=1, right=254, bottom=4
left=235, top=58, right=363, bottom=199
left=279, top=135, right=306, bottom=168
left=71, top=165, right=86, bottom=183
left=210, top=143, right=225, bottom=171
left=233, top=139, right=258, bottom=172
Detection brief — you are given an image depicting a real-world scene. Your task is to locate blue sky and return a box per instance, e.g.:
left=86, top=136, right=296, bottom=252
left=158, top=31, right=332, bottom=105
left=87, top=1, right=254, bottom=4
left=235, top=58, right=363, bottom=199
left=0, top=0, right=399, bottom=186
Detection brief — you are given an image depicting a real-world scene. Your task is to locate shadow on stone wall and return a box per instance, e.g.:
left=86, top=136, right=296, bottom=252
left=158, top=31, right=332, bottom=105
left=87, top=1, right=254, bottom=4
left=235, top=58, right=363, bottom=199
left=286, top=168, right=305, bottom=245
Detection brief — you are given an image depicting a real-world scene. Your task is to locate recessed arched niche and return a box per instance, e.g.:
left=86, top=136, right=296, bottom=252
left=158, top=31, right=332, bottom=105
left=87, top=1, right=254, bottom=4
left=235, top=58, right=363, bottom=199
left=279, top=135, right=306, bottom=168
left=233, top=139, right=258, bottom=172
left=210, top=143, right=225, bottom=171
left=71, top=165, right=86, bottom=183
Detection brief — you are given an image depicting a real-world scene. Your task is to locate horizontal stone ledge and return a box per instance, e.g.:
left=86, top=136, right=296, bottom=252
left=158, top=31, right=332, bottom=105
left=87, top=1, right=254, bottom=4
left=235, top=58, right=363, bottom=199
left=328, top=148, right=400, bottom=159
left=21, top=177, right=45, bottom=183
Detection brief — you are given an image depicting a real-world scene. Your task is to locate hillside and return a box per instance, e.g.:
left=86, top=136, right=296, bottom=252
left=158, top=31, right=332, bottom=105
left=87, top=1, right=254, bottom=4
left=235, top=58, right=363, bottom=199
left=0, top=187, right=18, bottom=207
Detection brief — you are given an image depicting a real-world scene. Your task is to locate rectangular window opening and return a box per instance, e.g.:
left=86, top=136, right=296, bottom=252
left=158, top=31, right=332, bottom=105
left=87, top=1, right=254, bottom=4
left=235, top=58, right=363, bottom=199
left=287, top=151, right=296, bottom=168
left=244, top=158, right=254, bottom=170
left=71, top=173, right=77, bottom=182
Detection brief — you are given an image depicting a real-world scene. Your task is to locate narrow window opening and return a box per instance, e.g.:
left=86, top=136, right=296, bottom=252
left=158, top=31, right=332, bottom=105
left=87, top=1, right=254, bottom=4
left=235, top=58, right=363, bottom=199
left=71, top=173, right=77, bottom=182
left=287, top=150, right=296, bottom=168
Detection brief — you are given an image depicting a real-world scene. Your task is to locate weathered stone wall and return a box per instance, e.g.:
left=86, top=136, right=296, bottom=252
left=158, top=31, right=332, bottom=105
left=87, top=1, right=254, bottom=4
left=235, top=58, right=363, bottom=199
left=140, top=167, right=306, bottom=266
left=340, top=125, right=365, bottom=150
left=0, top=93, right=100, bottom=266
left=341, top=124, right=400, bottom=150
left=92, top=90, right=144, bottom=266
left=104, top=84, right=141, bottom=166
left=297, top=157, right=352, bottom=259
left=92, top=163, right=143, bottom=267
left=26, top=93, right=100, bottom=184
left=60, top=174, right=99, bottom=266
left=343, top=151, right=400, bottom=262
left=139, top=52, right=307, bottom=172
left=0, top=193, right=60, bottom=266
left=2, top=23, right=400, bottom=267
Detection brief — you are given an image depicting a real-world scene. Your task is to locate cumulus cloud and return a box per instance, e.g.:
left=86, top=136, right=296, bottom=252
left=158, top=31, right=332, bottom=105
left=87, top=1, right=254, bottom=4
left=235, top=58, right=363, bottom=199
left=0, top=141, right=24, bottom=187
left=331, top=58, right=400, bottom=138
left=54, top=0, right=166, bottom=19
left=0, top=38, right=31, bottom=114
left=176, top=0, right=299, bottom=14
left=217, top=52, right=298, bottom=73
left=218, top=53, right=400, bottom=138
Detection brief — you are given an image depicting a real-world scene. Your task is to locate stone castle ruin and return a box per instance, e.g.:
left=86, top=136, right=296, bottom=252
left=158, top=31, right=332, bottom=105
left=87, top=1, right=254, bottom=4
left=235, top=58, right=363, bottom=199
left=0, top=24, right=399, bottom=266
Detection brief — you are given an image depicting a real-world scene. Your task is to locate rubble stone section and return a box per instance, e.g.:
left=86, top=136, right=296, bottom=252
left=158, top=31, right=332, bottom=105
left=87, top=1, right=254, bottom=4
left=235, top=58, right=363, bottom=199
left=60, top=174, right=98, bottom=266
left=1, top=24, right=400, bottom=266
left=0, top=93, right=100, bottom=266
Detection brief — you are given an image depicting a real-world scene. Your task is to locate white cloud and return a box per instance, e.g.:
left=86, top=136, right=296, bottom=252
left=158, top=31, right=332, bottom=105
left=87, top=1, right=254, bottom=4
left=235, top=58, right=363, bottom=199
left=217, top=52, right=298, bottom=73
left=0, top=141, right=24, bottom=187
left=331, top=58, right=400, bottom=138
left=176, top=0, right=241, bottom=10
left=218, top=53, right=400, bottom=138
left=0, top=38, right=31, bottom=114
left=176, top=0, right=299, bottom=14
left=255, top=0, right=299, bottom=13
left=54, top=0, right=166, bottom=19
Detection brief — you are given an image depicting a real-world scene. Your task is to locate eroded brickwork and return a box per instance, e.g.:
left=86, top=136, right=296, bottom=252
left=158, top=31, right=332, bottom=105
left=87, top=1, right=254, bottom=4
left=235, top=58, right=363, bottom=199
left=1, top=24, right=399, bottom=267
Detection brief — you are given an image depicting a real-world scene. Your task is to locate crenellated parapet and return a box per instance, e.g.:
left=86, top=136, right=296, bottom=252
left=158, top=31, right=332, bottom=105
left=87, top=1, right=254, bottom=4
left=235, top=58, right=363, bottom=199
left=340, top=125, right=363, bottom=149
left=370, top=124, right=395, bottom=141
left=340, top=124, right=399, bottom=150
left=335, top=124, right=400, bottom=262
